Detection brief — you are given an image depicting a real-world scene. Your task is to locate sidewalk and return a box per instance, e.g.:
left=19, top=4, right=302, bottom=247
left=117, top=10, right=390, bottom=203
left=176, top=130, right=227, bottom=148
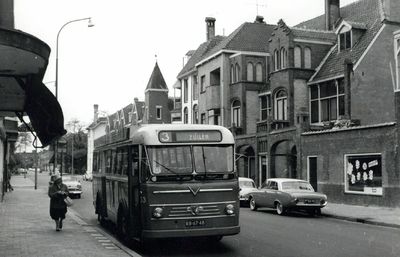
left=0, top=175, right=140, bottom=257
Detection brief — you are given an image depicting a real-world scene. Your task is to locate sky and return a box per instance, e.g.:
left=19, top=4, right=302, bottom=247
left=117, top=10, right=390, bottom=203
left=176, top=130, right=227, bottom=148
left=14, top=0, right=358, bottom=126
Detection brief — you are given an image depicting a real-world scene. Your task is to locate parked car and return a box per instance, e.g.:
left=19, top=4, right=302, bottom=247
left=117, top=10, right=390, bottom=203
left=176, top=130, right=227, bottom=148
left=248, top=178, right=327, bottom=216
left=61, top=176, right=82, bottom=198
left=239, top=177, right=257, bottom=207
left=82, top=172, right=92, bottom=181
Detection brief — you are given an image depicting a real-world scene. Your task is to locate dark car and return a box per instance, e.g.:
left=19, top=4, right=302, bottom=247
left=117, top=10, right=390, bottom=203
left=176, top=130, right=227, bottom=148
left=248, top=178, right=327, bottom=216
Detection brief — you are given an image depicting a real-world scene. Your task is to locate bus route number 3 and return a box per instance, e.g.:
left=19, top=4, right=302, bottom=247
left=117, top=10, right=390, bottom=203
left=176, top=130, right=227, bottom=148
left=160, top=132, right=171, bottom=142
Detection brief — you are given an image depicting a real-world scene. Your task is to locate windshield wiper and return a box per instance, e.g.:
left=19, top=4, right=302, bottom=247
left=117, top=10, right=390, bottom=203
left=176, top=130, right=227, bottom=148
left=152, top=160, right=183, bottom=177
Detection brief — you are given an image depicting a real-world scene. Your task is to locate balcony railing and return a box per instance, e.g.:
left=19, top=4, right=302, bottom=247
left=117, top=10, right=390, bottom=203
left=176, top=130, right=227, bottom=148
left=257, top=119, right=290, bottom=133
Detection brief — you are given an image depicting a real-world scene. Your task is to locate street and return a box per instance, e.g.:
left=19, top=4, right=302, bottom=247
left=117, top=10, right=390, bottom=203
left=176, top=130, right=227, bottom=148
left=31, top=172, right=400, bottom=256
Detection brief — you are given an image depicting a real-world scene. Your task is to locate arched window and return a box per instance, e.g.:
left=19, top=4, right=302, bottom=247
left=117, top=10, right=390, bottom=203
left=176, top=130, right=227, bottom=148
left=280, top=48, right=286, bottom=69
left=231, top=100, right=241, bottom=127
left=184, top=107, right=188, bottom=124
left=231, top=65, right=235, bottom=83
left=304, top=47, right=311, bottom=69
left=256, top=63, right=263, bottom=82
left=274, top=50, right=279, bottom=70
left=294, top=46, right=302, bottom=68
left=247, top=62, right=254, bottom=81
left=235, top=64, right=240, bottom=82
left=274, top=90, right=288, bottom=120
left=193, top=105, right=199, bottom=124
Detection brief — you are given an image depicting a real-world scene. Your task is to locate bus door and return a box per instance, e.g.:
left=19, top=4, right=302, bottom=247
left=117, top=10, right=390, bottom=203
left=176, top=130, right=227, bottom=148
left=128, top=145, right=141, bottom=237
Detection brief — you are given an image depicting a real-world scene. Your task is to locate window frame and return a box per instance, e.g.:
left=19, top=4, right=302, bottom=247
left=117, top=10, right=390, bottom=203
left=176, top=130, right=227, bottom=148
left=231, top=100, right=241, bottom=127
left=274, top=89, right=288, bottom=121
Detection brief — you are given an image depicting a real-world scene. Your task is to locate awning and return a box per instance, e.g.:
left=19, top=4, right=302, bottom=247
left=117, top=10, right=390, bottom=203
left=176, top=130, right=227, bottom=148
left=0, top=27, right=66, bottom=147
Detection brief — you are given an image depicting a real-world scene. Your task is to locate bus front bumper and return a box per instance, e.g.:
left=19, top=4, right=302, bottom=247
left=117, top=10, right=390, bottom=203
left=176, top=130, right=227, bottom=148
left=141, top=225, right=240, bottom=239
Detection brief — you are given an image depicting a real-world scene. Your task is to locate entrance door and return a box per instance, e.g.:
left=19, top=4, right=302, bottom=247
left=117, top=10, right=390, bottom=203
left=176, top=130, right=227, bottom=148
left=308, top=156, right=318, bottom=191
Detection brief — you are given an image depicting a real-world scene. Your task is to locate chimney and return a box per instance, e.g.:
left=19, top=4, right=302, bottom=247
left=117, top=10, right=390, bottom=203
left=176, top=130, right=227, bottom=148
left=94, top=104, right=99, bottom=121
left=325, top=0, right=340, bottom=30
left=255, top=15, right=265, bottom=24
left=205, top=17, right=216, bottom=41
left=383, top=0, right=400, bottom=23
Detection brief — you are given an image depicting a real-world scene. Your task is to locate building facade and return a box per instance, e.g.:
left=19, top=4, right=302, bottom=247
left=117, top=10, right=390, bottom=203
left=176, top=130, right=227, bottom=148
left=177, top=0, right=400, bottom=207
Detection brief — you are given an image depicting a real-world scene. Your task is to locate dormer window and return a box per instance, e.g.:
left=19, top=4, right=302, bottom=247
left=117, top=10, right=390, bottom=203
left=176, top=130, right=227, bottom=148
left=340, top=31, right=351, bottom=50
left=337, top=21, right=366, bottom=52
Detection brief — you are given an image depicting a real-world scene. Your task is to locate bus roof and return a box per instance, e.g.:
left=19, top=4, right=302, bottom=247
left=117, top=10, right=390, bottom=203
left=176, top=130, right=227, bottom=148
left=130, top=124, right=235, bottom=145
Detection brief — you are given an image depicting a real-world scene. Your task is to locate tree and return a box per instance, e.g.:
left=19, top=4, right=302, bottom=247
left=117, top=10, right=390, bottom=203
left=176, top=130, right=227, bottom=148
left=64, top=119, right=88, bottom=174
left=15, top=123, right=33, bottom=153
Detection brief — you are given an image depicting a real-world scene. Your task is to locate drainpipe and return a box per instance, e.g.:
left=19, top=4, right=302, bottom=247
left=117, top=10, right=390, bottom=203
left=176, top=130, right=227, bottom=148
left=344, top=59, right=353, bottom=119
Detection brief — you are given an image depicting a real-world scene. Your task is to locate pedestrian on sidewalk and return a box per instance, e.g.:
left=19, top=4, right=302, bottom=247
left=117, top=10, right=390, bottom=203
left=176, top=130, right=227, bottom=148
left=48, top=174, right=69, bottom=231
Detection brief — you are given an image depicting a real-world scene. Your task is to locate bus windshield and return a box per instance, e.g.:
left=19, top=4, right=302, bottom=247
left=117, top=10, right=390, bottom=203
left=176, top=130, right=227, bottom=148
left=147, top=146, right=193, bottom=175
left=193, top=145, right=233, bottom=173
left=146, top=145, right=234, bottom=176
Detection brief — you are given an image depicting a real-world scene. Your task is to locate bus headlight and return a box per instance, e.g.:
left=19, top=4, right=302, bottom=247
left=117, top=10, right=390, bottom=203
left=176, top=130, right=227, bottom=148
left=153, top=207, right=164, bottom=218
left=225, top=204, right=235, bottom=215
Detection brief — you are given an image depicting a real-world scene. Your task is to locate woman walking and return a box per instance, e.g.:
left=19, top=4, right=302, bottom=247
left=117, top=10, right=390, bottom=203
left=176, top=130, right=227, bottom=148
left=48, top=174, right=69, bottom=231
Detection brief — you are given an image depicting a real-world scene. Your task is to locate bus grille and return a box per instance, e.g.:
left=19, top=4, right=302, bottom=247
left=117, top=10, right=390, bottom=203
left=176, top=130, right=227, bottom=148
left=168, top=205, right=220, bottom=217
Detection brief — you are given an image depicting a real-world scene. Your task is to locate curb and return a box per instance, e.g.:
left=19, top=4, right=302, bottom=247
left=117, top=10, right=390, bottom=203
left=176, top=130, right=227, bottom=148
left=322, top=213, right=400, bottom=229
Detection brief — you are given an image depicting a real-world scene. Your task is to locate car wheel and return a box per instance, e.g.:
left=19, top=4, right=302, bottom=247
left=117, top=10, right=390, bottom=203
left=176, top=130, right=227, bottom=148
left=276, top=202, right=285, bottom=215
left=250, top=197, right=258, bottom=211
left=78, top=194, right=81, bottom=199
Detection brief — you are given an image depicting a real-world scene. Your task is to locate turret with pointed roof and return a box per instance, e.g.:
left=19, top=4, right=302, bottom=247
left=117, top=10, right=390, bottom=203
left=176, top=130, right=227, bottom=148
left=144, top=62, right=171, bottom=124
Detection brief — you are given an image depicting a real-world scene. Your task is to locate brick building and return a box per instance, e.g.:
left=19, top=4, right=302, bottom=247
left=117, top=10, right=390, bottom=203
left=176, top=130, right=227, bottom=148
left=177, top=0, right=400, bottom=207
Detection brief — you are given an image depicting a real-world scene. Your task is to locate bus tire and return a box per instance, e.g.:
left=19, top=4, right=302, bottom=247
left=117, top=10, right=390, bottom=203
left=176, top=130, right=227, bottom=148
left=118, top=205, right=132, bottom=246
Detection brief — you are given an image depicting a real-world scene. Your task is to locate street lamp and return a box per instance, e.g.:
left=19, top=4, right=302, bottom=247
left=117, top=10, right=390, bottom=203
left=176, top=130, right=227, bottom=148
left=55, top=17, right=94, bottom=99
left=54, top=17, right=94, bottom=174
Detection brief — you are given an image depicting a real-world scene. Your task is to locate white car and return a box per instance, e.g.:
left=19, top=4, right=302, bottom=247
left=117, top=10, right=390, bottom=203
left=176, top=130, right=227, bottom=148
left=239, top=177, right=257, bottom=207
left=62, top=176, right=82, bottom=198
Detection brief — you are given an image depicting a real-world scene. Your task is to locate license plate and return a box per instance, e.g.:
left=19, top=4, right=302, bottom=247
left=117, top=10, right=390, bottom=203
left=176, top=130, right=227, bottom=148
left=185, top=220, right=205, bottom=227
left=305, top=199, right=316, bottom=204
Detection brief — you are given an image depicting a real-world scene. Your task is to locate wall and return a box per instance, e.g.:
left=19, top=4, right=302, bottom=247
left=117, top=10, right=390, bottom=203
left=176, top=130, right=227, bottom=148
left=351, top=25, right=397, bottom=125
left=301, top=124, right=399, bottom=207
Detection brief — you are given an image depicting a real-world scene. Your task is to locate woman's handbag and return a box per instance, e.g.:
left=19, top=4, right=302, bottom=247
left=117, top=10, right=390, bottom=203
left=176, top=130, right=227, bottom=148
left=64, top=196, right=74, bottom=207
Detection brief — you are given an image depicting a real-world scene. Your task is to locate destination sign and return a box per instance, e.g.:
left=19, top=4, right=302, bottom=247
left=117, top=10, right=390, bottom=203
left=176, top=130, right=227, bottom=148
left=158, top=130, right=222, bottom=143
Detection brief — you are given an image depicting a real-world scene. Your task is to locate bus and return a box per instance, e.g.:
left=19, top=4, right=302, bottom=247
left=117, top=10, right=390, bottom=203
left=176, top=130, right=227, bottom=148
left=92, top=124, right=240, bottom=243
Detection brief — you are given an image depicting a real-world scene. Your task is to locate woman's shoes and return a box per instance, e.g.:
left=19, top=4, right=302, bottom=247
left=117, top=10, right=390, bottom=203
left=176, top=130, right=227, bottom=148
left=56, top=227, right=60, bottom=231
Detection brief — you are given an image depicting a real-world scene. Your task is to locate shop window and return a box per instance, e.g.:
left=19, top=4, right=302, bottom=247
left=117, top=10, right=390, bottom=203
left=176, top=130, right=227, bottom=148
left=345, top=154, right=382, bottom=196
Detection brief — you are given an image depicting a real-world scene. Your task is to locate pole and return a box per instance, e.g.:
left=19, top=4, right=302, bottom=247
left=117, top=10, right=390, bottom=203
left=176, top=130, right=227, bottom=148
left=54, top=17, right=92, bottom=176
left=34, top=150, right=38, bottom=190
left=72, top=135, right=74, bottom=174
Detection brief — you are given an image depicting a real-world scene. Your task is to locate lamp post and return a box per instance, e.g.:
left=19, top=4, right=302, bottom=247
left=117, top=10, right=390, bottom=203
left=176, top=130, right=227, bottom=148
left=54, top=17, right=94, bottom=174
